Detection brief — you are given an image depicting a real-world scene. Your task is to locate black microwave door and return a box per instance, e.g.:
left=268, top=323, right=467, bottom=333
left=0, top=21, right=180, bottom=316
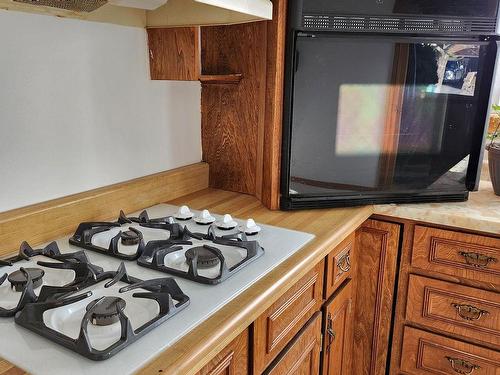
left=284, top=34, right=491, bottom=203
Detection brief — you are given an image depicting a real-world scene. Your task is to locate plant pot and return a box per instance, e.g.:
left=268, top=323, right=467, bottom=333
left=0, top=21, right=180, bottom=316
left=488, top=145, right=500, bottom=196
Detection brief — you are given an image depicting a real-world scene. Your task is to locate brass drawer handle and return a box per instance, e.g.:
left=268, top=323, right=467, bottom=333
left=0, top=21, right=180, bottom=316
left=458, top=251, right=497, bottom=268
left=337, top=252, right=351, bottom=273
left=446, top=356, right=480, bottom=374
left=451, top=303, right=489, bottom=321
left=326, top=312, right=336, bottom=352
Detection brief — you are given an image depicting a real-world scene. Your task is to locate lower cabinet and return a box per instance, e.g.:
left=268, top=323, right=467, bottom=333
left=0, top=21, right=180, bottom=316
left=263, top=312, right=322, bottom=375
left=253, top=261, right=324, bottom=374
left=196, top=329, right=249, bottom=375
left=321, top=280, right=354, bottom=375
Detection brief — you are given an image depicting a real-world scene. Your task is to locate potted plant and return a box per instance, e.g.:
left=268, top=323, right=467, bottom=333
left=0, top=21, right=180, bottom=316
left=487, top=104, right=500, bottom=196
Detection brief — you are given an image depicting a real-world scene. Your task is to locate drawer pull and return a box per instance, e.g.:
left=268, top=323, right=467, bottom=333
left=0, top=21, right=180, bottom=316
left=451, top=303, right=489, bottom=321
left=326, top=313, right=336, bottom=352
left=445, top=356, right=480, bottom=374
left=337, top=252, right=351, bottom=273
left=458, top=251, right=497, bottom=268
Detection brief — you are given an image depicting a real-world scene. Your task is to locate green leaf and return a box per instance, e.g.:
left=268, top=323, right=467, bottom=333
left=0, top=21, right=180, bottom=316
left=492, top=104, right=500, bottom=111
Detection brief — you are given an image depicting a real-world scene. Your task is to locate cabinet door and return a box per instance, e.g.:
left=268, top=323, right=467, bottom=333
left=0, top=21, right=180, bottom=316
left=263, top=312, right=322, bottom=375
left=196, top=328, right=249, bottom=375
left=322, top=280, right=354, bottom=375
left=352, top=219, right=401, bottom=375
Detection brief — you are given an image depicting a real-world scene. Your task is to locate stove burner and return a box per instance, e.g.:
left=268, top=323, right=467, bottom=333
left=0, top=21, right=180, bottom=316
left=8, top=268, right=45, bottom=292
left=121, top=230, right=141, bottom=246
left=86, top=297, right=126, bottom=326
left=185, top=246, right=220, bottom=269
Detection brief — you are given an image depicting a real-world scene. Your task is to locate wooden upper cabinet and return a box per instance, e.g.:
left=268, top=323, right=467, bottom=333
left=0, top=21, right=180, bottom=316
left=147, top=27, right=200, bottom=81
left=253, top=261, right=324, bottom=374
left=196, top=328, right=249, bottom=375
left=353, top=219, right=401, bottom=375
left=322, top=280, right=354, bottom=375
left=263, top=312, right=322, bottom=375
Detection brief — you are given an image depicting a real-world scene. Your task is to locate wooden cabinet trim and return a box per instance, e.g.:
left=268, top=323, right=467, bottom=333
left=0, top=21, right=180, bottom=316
left=353, top=219, right=401, bottom=375
left=206, top=351, right=234, bottom=375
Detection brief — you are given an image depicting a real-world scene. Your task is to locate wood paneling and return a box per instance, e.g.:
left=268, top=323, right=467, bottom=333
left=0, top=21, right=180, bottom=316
left=0, top=163, right=209, bottom=257
left=261, top=0, right=288, bottom=209
left=406, top=274, right=500, bottom=348
left=400, top=326, right=500, bottom=375
left=324, top=233, right=355, bottom=300
left=264, top=312, right=322, bottom=375
left=196, top=328, right=248, bottom=375
left=322, top=281, right=354, bottom=375
left=200, top=22, right=267, bottom=196
left=199, top=0, right=287, bottom=209
left=253, top=260, right=324, bottom=374
left=353, top=219, right=401, bottom=375
left=412, top=225, right=500, bottom=286
left=147, top=27, right=200, bottom=81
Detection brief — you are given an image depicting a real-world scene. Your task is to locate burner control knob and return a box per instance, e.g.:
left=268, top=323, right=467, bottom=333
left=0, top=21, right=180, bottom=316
left=241, top=219, right=261, bottom=235
left=216, top=214, right=238, bottom=230
left=194, top=209, right=216, bottom=225
left=175, top=205, right=193, bottom=220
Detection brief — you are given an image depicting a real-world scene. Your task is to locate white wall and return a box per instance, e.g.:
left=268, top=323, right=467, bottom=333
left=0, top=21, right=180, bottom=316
left=0, top=10, right=202, bottom=212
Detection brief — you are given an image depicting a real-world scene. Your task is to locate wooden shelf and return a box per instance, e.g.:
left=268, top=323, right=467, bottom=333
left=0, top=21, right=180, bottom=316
left=199, top=74, right=243, bottom=85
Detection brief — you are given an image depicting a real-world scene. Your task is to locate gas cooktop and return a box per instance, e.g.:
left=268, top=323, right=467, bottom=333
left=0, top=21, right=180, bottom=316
left=0, top=204, right=314, bottom=375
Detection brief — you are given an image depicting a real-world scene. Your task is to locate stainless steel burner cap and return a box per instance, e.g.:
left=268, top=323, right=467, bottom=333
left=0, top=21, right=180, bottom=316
left=8, top=268, right=45, bottom=292
left=86, top=297, right=126, bottom=326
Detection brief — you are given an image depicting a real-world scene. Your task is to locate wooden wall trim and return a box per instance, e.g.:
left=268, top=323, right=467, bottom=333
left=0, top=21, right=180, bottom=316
left=262, top=0, right=287, bottom=210
left=0, top=162, right=209, bottom=257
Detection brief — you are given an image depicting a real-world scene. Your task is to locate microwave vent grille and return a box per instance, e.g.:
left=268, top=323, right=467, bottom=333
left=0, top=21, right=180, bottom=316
left=13, top=0, right=108, bottom=12
left=302, top=14, right=497, bottom=34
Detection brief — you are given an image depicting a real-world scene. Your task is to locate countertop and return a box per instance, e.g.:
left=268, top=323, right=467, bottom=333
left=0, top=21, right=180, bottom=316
left=375, top=179, right=500, bottom=235
left=3, top=181, right=500, bottom=374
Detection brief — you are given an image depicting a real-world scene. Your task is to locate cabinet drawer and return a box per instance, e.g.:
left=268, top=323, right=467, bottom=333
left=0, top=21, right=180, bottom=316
left=412, top=225, right=500, bottom=285
left=253, top=261, right=324, bottom=374
left=263, top=312, right=322, bottom=375
left=407, top=274, right=500, bottom=347
left=324, top=233, right=355, bottom=299
left=401, top=326, right=500, bottom=375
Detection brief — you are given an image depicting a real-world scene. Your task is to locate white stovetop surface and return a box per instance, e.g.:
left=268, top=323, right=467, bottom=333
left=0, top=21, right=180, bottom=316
left=0, top=204, right=314, bottom=375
